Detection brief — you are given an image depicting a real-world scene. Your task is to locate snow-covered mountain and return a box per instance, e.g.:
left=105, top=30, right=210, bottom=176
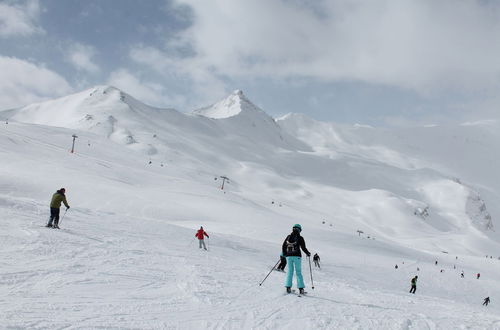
left=193, top=89, right=265, bottom=119
left=3, top=85, right=498, bottom=249
left=278, top=113, right=500, bottom=239
left=2, top=87, right=500, bottom=328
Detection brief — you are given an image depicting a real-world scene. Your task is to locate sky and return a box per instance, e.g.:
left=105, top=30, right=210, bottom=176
left=1, top=0, right=500, bottom=126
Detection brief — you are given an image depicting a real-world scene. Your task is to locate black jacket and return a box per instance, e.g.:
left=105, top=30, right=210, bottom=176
left=282, top=232, right=310, bottom=257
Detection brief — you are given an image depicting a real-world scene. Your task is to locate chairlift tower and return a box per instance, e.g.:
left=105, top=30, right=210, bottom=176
left=71, top=134, right=78, bottom=153
left=220, top=176, right=229, bottom=190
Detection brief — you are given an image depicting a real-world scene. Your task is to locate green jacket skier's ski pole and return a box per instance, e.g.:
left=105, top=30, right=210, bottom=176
left=59, top=208, right=68, bottom=226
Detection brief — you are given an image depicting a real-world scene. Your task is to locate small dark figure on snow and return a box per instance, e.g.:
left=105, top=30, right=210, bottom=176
left=435, top=260, right=438, bottom=265
left=276, top=253, right=287, bottom=272
left=47, top=188, right=70, bottom=229
left=282, top=224, right=310, bottom=295
left=409, top=276, right=418, bottom=294
left=483, top=297, right=490, bottom=306
left=313, top=253, right=320, bottom=268
left=477, top=273, right=481, bottom=279
left=461, top=271, right=464, bottom=278
left=395, top=264, right=398, bottom=269
left=195, top=226, right=209, bottom=250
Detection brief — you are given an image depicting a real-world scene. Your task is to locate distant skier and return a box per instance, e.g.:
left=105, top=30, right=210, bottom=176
left=195, top=226, right=209, bottom=250
left=477, top=273, right=481, bottom=279
left=483, top=297, right=490, bottom=306
left=461, top=271, right=464, bottom=278
left=276, top=253, right=287, bottom=272
left=313, top=253, right=320, bottom=268
left=395, top=264, right=398, bottom=269
left=47, top=188, right=70, bottom=229
left=409, top=276, right=418, bottom=294
left=282, top=224, right=310, bottom=295
left=435, top=260, right=438, bottom=265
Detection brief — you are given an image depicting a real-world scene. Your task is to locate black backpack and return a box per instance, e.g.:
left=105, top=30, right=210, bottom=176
left=285, top=234, right=300, bottom=254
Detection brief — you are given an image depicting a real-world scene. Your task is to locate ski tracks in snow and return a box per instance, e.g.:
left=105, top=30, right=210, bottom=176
left=2, top=200, right=500, bottom=329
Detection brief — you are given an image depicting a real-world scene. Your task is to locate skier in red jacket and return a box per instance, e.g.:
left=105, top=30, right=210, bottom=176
left=195, top=226, right=209, bottom=250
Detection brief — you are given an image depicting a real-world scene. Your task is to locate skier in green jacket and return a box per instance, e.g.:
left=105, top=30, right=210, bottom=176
left=47, top=188, right=70, bottom=229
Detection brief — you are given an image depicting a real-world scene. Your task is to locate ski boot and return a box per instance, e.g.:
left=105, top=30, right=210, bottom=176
left=286, top=287, right=291, bottom=294
left=299, top=288, right=305, bottom=295
left=46, top=223, right=53, bottom=228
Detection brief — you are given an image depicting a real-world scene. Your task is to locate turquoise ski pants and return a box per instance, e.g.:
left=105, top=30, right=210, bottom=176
left=285, top=256, right=305, bottom=289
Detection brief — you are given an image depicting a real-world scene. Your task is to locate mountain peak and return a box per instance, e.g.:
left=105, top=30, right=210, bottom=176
left=193, top=89, right=267, bottom=119
left=232, top=89, right=244, bottom=97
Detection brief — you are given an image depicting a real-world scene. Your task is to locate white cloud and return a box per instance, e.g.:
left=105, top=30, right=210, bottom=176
left=0, top=0, right=44, bottom=37
left=170, top=0, right=500, bottom=94
left=0, top=56, right=72, bottom=110
left=65, top=43, right=100, bottom=74
left=129, top=46, right=227, bottom=106
left=107, top=68, right=183, bottom=107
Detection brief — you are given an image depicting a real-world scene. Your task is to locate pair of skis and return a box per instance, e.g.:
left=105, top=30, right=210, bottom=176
left=287, top=289, right=308, bottom=297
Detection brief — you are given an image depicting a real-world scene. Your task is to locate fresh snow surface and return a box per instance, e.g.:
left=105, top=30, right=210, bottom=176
left=1, top=87, right=500, bottom=329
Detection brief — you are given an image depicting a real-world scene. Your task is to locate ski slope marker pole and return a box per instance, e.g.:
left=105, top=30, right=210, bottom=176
left=308, top=256, right=315, bottom=289
left=259, top=259, right=281, bottom=286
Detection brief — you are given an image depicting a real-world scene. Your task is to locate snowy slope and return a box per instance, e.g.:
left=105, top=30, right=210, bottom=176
left=3, top=86, right=498, bottom=250
left=1, top=88, right=500, bottom=328
left=278, top=114, right=499, bottom=239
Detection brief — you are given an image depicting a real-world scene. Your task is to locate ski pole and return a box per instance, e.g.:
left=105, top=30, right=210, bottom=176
left=207, top=237, right=210, bottom=251
left=59, top=208, right=68, bottom=225
left=259, top=259, right=281, bottom=286
left=308, top=256, right=315, bottom=290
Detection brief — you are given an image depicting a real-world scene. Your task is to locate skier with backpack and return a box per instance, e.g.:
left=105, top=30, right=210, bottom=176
left=47, top=188, right=70, bottom=229
left=483, top=297, right=490, bottom=306
left=195, top=226, right=209, bottom=250
left=282, top=224, right=310, bottom=295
